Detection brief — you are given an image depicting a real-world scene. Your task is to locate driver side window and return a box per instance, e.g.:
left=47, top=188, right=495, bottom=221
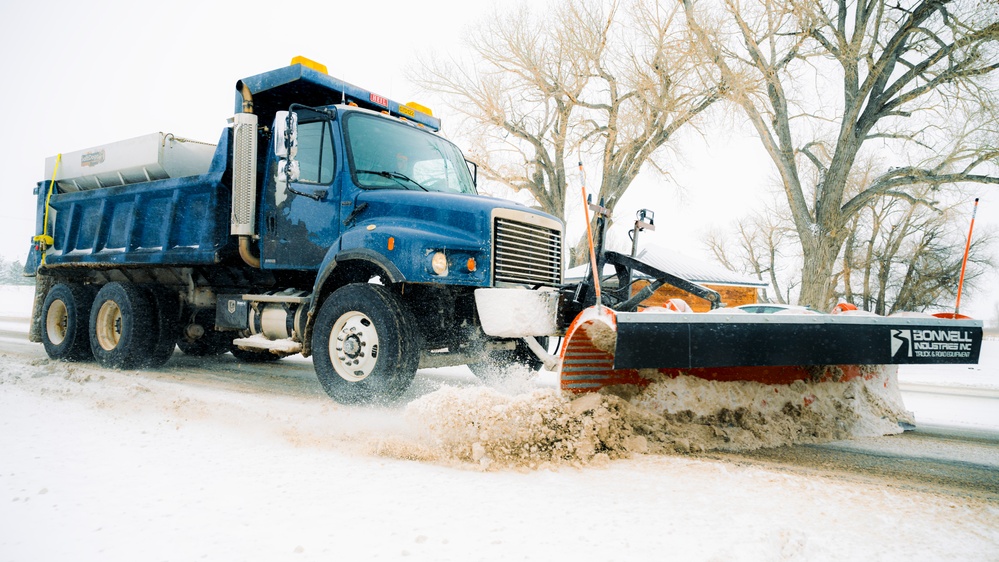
left=296, top=119, right=335, bottom=184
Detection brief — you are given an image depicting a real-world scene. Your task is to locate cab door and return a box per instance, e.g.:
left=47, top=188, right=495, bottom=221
left=260, top=114, right=341, bottom=269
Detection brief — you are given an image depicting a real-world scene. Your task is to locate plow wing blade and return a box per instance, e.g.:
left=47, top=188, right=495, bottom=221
left=560, top=308, right=983, bottom=392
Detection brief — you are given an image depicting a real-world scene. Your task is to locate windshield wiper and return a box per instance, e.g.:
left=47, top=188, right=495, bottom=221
left=355, top=169, right=429, bottom=192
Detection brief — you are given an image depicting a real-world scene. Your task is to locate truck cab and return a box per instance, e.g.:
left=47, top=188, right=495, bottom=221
left=233, top=62, right=565, bottom=390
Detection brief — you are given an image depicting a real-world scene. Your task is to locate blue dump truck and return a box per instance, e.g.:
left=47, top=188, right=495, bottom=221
left=27, top=58, right=565, bottom=403
left=28, top=58, right=982, bottom=405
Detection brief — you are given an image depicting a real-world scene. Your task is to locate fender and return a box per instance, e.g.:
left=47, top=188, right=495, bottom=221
left=301, top=246, right=405, bottom=357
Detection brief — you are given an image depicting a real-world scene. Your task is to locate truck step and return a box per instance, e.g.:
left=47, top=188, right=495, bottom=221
left=232, top=335, right=302, bottom=355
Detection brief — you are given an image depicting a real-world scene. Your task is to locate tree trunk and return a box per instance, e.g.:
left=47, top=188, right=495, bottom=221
left=797, top=234, right=842, bottom=311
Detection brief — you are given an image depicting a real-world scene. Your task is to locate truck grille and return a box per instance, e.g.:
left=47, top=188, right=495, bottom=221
left=493, top=217, right=562, bottom=287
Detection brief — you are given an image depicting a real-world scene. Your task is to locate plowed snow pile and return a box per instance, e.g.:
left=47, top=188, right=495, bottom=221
left=378, top=367, right=913, bottom=470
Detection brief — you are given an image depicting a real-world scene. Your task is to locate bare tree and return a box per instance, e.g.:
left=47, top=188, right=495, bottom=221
left=682, top=0, right=999, bottom=309
left=705, top=195, right=798, bottom=303
left=840, top=191, right=995, bottom=314
left=417, top=4, right=591, bottom=221
left=415, top=0, right=724, bottom=263
left=709, top=166, right=994, bottom=313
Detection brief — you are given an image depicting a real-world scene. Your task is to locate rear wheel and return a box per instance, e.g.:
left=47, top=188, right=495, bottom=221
left=41, top=283, right=96, bottom=361
left=312, top=283, right=422, bottom=403
left=89, top=282, right=156, bottom=369
left=144, top=286, right=180, bottom=368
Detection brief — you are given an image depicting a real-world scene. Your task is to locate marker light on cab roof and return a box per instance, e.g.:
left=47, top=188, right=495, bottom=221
left=291, top=56, right=328, bottom=74
left=405, top=101, right=433, bottom=116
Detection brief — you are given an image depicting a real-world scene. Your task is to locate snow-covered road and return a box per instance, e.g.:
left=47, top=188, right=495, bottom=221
left=2, top=356, right=997, bottom=562
left=1, top=285, right=998, bottom=561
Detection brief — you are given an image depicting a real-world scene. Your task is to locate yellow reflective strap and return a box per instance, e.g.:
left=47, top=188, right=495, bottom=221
left=36, top=153, right=61, bottom=264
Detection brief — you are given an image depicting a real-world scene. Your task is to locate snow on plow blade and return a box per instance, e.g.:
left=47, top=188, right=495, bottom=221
left=559, top=307, right=983, bottom=392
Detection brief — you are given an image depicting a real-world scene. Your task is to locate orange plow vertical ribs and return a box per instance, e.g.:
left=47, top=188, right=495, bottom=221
left=560, top=308, right=646, bottom=392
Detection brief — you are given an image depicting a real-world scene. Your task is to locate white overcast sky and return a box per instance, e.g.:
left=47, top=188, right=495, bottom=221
left=2, top=0, right=996, bottom=318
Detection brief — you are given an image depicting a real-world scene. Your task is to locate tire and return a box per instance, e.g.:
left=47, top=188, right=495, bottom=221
left=230, top=345, right=281, bottom=363
left=312, top=283, right=422, bottom=404
left=89, top=282, right=157, bottom=369
left=41, top=283, right=96, bottom=361
left=143, top=286, right=180, bottom=368
left=468, top=337, right=548, bottom=382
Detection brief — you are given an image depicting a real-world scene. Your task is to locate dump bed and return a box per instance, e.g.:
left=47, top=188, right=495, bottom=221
left=36, top=131, right=232, bottom=268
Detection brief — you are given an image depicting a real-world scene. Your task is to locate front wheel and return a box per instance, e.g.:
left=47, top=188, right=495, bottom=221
left=312, top=284, right=422, bottom=404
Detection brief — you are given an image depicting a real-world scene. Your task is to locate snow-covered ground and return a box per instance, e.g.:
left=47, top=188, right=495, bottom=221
left=0, top=286, right=33, bottom=317
left=1, top=285, right=997, bottom=561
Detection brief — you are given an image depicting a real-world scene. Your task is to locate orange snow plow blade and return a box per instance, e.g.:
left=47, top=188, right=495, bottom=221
left=559, top=306, right=983, bottom=393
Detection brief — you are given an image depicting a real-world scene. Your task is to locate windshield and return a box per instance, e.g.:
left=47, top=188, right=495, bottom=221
left=344, top=112, right=476, bottom=195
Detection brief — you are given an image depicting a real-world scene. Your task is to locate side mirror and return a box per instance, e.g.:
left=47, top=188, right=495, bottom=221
left=277, top=159, right=300, bottom=184
left=273, top=111, right=300, bottom=183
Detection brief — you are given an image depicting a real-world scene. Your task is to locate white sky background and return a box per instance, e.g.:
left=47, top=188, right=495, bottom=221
left=2, top=0, right=997, bottom=319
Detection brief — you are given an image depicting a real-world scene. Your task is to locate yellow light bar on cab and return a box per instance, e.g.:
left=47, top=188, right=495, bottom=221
left=403, top=101, right=433, bottom=117
left=291, top=56, right=328, bottom=75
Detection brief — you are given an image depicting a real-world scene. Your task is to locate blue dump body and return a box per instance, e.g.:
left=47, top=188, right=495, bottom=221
left=36, top=131, right=233, bottom=267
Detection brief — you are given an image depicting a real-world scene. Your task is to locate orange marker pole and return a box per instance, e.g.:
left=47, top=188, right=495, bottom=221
left=954, top=198, right=979, bottom=315
left=579, top=161, right=602, bottom=309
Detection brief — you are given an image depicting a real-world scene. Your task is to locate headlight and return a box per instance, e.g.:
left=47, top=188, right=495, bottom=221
left=431, top=251, right=448, bottom=276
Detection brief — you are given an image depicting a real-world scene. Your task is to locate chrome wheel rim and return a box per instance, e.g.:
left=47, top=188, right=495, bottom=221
left=329, top=311, right=379, bottom=382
